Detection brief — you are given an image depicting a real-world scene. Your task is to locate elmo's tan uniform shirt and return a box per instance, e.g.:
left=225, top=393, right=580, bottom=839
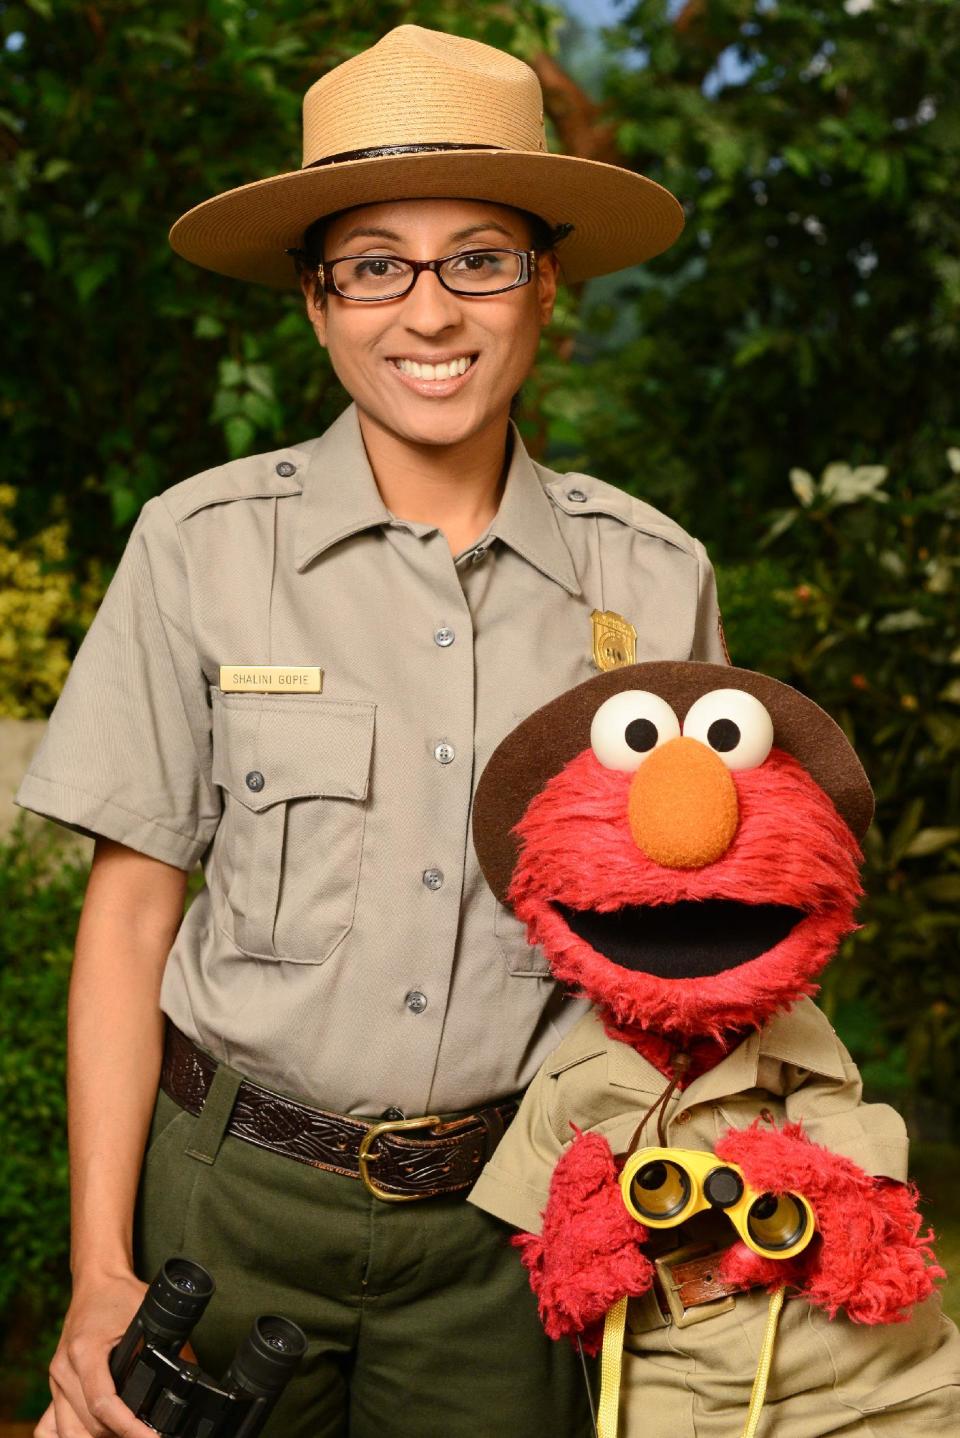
left=14, top=401, right=726, bottom=1116
left=468, top=1002, right=960, bottom=1435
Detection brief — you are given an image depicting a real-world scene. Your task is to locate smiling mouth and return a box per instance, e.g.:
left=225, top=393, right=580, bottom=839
left=552, top=899, right=807, bottom=978
left=389, top=353, right=478, bottom=380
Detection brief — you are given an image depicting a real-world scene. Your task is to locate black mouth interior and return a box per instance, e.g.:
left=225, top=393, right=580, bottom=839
left=553, top=899, right=807, bottom=979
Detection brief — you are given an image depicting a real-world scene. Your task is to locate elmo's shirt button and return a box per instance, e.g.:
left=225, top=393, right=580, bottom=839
left=674, top=1110, right=692, bottom=1126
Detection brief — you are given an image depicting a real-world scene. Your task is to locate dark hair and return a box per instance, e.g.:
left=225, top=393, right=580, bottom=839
left=295, top=206, right=570, bottom=271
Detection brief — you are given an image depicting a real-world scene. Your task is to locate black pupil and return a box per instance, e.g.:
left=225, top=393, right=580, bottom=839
left=707, top=718, right=740, bottom=753
left=625, top=718, right=658, bottom=753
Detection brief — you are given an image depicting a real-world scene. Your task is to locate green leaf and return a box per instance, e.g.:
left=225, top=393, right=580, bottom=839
left=219, top=359, right=244, bottom=388
left=887, top=797, right=925, bottom=863
left=40, top=158, right=72, bottom=183
left=72, top=258, right=116, bottom=304
left=789, top=468, right=816, bottom=506
left=782, top=145, right=813, bottom=177
left=224, top=415, right=255, bottom=458
left=244, top=364, right=275, bottom=399
left=22, top=214, right=54, bottom=268
left=239, top=390, right=275, bottom=427
left=902, top=828, right=960, bottom=859
left=194, top=315, right=224, bottom=339
left=919, top=875, right=960, bottom=902
left=875, top=609, right=930, bottom=633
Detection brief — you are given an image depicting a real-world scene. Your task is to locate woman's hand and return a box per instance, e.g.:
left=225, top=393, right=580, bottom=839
left=35, top=1269, right=159, bottom=1438
left=34, top=1271, right=159, bottom=1438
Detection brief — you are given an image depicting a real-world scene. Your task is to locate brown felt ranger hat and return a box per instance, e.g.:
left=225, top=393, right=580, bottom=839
left=473, top=662, right=875, bottom=905
left=168, top=23, right=685, bottom=289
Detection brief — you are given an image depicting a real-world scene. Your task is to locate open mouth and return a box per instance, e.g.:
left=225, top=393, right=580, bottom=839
left=389, top=353, right=478, bottom=380
left=552, top=899, right=807, bottom=979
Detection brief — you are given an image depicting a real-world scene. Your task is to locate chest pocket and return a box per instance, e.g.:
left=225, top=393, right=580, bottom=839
left=211, top=688, right=375, bottom=965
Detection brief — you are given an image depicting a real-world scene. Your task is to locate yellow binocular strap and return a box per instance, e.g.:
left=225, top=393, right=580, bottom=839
left=596, top=1285, right=786, bottom=1438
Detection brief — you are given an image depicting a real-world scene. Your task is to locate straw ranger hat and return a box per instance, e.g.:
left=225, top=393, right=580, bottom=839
left=168, top=23, right=685, bottom=289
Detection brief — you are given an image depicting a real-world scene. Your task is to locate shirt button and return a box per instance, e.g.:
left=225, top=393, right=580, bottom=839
left=245, top=770, right=265, bottom=792
left=470, top=545, right=488, bottom=565
left=422, top=868, right=444, bottom=891
left=434, top=627, right=455, bottom=647
left=275, top=460, right=297, bottom=477
left=405, top=990, right=428, bottom=1015
left=381, top=1106, right=405, bottom=1121
left=434, top=742, right=455, bottom=765
left=674, top=1110, right=692, bottom=1126
left=567, top=488, right=587, bottom=503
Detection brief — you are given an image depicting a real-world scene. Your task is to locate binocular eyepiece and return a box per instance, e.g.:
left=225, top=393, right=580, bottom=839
left=110, top=1257, right=307, bottom=1436
left=620, top=1147, right=816, bottom=1261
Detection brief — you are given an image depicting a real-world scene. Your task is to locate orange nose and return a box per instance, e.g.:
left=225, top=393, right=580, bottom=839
left=628, top=736, right=739, bottom=868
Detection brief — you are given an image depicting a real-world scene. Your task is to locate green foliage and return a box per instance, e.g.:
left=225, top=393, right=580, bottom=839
left=720, top=450, right=960, bottom=1128
left=0, top=820, right=86, bottom=1416
left=549, top=0, right=960, bottom=552
left=0, top=485, right=105, bottom=718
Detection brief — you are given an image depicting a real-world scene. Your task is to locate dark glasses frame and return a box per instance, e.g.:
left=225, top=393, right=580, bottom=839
left=285, top=245, right=543, bottom=302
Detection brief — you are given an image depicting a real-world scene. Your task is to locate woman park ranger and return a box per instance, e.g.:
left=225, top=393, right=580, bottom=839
left=17, top=23, right=729, bottom=1438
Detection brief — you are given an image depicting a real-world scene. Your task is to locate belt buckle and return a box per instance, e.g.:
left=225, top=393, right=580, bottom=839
left=653, top=1241, right=736, bottom=1329
left=358, top=1114, right=442, bottom=1202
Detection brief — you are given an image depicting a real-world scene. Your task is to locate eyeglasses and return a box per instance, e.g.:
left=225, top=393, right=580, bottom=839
left=286, top=246, right=542, bottom=302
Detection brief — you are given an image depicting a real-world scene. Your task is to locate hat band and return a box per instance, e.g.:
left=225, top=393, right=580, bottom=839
left=306, top=141, right=507, bottom=169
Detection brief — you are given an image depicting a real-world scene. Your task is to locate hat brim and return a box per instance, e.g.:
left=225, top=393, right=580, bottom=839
left=168, top=148, right=684, bottom=288
left=472, top=662, right=875, bottom=905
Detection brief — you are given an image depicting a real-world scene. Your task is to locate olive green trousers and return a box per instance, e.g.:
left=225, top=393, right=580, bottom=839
left=132, top=1073, right=595, bottom=1438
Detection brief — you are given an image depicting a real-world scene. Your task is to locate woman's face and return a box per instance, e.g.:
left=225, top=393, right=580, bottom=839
left=300, top=197, right=559, bottom=448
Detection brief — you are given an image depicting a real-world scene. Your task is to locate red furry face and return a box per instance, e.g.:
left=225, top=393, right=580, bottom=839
left=506, top=747, right=863, bottom=1040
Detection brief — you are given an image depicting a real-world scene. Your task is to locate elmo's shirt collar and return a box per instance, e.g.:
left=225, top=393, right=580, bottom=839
left=551, top=997, right=848, bottom=1118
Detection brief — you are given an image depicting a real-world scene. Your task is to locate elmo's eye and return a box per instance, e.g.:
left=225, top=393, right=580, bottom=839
left=681, top=689, right=774, bottom=770
left=590, top=691, right=681, bottom=772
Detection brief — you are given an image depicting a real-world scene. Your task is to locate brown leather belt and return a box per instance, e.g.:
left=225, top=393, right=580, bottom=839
left=651, top=1241, right=739, bottom=1324
left=160, top=1021, right=518, bottom=1202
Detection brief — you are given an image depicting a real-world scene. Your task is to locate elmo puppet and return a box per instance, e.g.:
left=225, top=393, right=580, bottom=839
left=469, top=661, right=960, bottom=1436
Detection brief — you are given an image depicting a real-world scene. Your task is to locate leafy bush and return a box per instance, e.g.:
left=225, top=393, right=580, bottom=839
left=720, top=450, right=960, bottom=1133
left=0, top=819, right=87, bottom=1416
left=0, top=485, right=105, bottom=718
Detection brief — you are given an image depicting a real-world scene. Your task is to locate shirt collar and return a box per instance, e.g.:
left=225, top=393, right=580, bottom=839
left=605, top=997, right=846, bottom=1110
left=294, top=403, right=393, bottom=571
left=294, top=401, right=580, bottom=594
left=482, top=424, right=580, bottom=594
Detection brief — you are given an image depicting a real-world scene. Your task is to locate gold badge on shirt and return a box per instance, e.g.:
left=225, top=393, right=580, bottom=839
left=219, top=665, right=323, bottom=693
left=591, top=610, right=637, bottom=671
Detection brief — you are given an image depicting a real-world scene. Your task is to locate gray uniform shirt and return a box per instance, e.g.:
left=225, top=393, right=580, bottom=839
left=15, top=400, right=727, bottom=1115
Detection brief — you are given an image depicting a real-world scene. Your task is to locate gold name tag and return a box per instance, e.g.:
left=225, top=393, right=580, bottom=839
left=591, top=610, right=637, bottom=671
left=219, top=665, right=323, bottom=693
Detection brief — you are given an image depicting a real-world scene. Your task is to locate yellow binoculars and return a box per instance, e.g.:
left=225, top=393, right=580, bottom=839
left=620, top=1147, right=816, bottom=1261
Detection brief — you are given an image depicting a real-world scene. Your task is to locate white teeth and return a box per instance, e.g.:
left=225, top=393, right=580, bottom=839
left=394, top=355, right=474, bottom=379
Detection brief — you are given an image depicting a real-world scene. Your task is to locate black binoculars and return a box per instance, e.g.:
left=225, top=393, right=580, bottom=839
left=109, top=1256, right=307, bottom=1436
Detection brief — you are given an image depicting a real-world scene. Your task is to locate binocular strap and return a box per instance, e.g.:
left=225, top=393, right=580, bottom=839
left=596, top=1295, right=628, bottom=1438
left=595, top=1284, right=786, bottom=1438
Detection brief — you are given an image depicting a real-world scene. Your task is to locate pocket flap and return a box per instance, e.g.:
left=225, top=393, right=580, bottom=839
left=211, top=690, right=375, bottom=811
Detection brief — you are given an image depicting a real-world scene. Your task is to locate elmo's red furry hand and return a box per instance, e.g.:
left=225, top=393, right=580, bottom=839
left=513, top=1129, right=654, bottom=1353
left=716, top=1121, right=944, bottom=1324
